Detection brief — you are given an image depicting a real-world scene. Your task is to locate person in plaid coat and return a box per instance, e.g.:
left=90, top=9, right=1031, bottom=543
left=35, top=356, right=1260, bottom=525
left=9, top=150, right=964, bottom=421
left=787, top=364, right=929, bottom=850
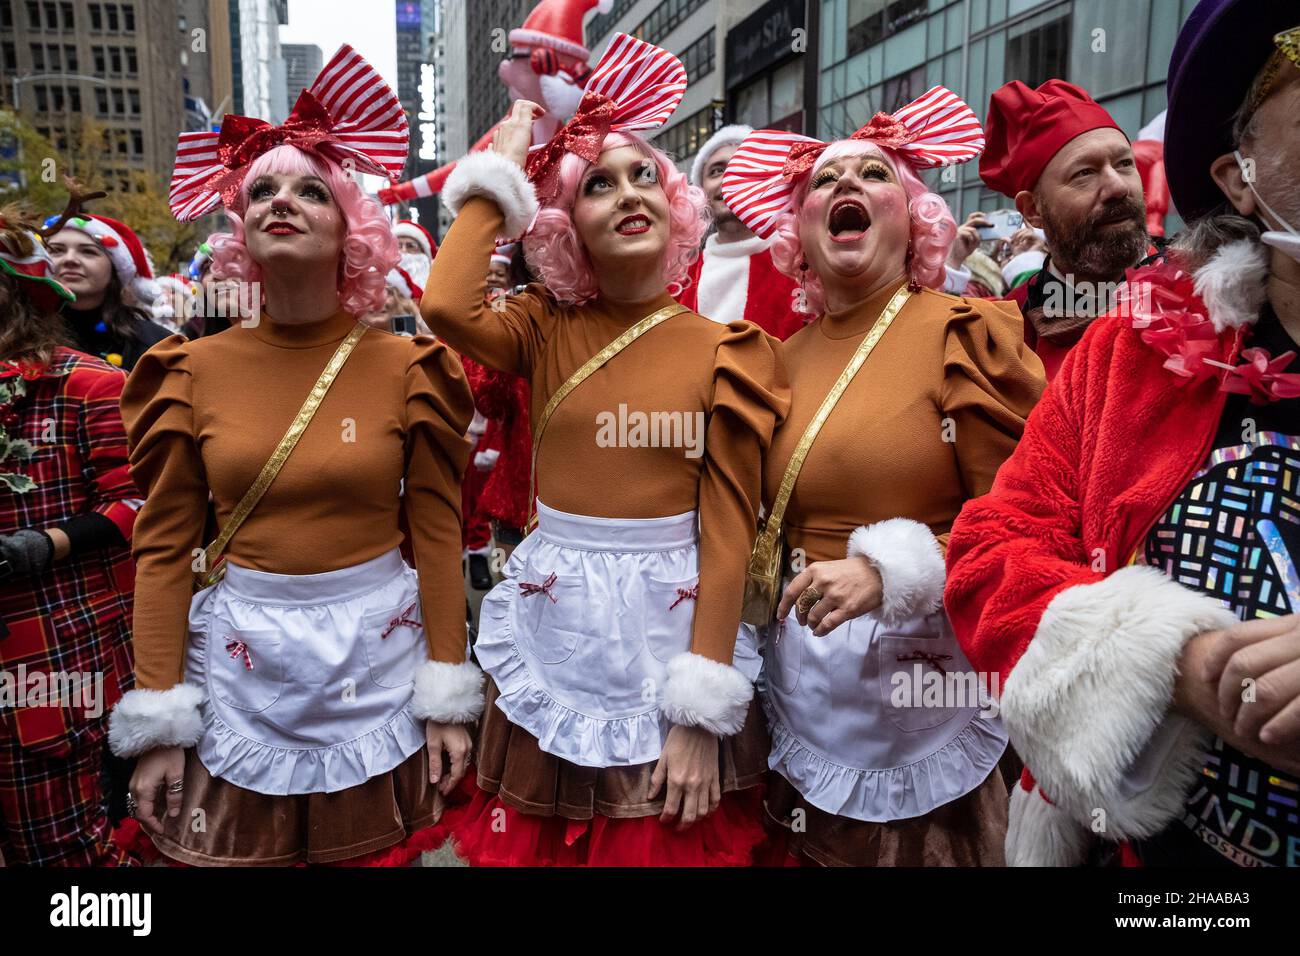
left=0, top=207, right=139, bottom=865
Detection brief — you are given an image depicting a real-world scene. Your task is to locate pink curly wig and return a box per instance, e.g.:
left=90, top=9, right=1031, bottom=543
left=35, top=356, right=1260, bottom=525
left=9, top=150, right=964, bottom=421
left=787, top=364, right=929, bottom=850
left=209, top=145, right=399, bottom=317
left=769, top=140, right=957, bottom=316
left=522, top=132, right=708, bottom=305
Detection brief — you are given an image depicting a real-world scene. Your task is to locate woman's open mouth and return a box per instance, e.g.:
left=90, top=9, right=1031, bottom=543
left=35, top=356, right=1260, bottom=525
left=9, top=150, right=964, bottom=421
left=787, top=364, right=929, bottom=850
left=615, top=215, right=651, bottom=236
left=265, top=222, right=302, bottom=235
left=828, top=199, right=871, bottom=243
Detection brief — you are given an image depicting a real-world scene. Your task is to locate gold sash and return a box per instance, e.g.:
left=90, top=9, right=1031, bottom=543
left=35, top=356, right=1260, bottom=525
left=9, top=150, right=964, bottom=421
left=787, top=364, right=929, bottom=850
left=524, top=303, right=688, bottom=534
left=740, top=285, right=912, bottom=625
left=192, top=322, right=369, bottom=592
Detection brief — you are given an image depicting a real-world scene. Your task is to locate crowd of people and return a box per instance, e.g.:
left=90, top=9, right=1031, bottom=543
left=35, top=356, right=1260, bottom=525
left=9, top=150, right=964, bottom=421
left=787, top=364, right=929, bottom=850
left=0, top=0, right=1296, bottom=869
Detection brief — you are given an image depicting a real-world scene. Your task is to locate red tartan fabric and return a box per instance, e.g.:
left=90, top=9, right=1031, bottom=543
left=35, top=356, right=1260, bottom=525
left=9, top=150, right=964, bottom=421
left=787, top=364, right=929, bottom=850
left=461, top=358, right=532, bottom=530
left=0, top=717, right=135, bottom=865
left=0, top=348, right=138, bottom=755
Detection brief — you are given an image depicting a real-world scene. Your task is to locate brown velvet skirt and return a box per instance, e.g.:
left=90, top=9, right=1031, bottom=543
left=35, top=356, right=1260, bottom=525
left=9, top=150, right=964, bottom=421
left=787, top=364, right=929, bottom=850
left=765, top=764, right=1009, bottom=866
left=474, top=678, right=770, bottom=818
left=145, top=746, right=442, bottom=866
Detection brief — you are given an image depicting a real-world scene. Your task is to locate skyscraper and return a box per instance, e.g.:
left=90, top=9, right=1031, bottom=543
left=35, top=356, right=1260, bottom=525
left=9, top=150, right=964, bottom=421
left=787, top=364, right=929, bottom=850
left=395, top=0, right=439, bottom=227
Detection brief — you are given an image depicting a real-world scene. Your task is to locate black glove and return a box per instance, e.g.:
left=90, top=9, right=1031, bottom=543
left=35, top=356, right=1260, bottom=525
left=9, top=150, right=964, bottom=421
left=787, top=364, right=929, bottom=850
left=0, top=529, right=55, bottom=578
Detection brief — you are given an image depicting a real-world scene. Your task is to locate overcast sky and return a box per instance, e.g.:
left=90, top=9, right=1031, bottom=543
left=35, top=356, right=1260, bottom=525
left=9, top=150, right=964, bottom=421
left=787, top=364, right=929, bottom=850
left=279, top=0, right=400, bottom=91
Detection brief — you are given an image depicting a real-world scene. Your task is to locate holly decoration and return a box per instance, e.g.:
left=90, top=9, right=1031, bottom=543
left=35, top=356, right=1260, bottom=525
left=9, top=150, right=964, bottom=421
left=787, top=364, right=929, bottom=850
left=0, top=360, right=55, bottom=494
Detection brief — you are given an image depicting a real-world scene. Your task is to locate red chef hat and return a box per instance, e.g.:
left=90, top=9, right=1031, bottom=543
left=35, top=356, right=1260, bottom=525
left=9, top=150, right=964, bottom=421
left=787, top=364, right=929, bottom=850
left=980, top=79, right=1123, bottom=198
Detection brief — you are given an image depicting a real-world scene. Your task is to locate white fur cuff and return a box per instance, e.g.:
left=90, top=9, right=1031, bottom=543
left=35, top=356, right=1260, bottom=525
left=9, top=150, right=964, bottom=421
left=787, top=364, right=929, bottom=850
left=847, top=518, right=946, bottom=625
left=661, top=653, right=753, bottom=736
left=107, top=684, right=205, bottom=758
left=1002, top=565, right=1236, bottom=840
left=443, top=151, right=539, bottom=239
left=1006, top=782, right=1093, bottom=866
left=411, top=660, right=486, bottom=724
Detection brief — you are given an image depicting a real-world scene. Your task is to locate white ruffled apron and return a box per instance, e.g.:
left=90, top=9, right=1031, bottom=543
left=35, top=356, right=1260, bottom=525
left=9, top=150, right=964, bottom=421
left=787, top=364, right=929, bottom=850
left=183, top=548, right=429, bottom=796
left=762, top=602, right=1007, bottom=822
left=475, top=499, right=761, bottom=768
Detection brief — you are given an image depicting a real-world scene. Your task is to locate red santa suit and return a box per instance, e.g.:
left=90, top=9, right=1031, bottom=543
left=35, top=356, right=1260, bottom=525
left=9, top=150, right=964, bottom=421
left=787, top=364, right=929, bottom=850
left=944, top=241, right=1291, bottom=865
left=677, top=234, right=804, bottom=340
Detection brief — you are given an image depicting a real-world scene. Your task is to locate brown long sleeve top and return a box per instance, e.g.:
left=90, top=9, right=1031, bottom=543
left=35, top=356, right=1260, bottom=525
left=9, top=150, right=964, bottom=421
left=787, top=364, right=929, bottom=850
left=768, top=277, right=1045, bottom=563
left=421, top=196, right=791, bottom=665
left=120, top=309, right=474, bottom=691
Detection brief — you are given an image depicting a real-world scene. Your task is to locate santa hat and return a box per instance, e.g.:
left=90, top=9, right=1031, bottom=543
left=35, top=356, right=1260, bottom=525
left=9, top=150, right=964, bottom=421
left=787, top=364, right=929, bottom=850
left=510, top=0, right=612, bottom=63
left=385, top=265, right=422, bottom=300
left=980, top=80, right=1122, bottom=198
left=57, top=214, right=161, bottom=306
left=690, top=125, right=753, bottom=186
left=394, top=219, right=437, bottom=260
left=491, top=242, right=515, bottom=268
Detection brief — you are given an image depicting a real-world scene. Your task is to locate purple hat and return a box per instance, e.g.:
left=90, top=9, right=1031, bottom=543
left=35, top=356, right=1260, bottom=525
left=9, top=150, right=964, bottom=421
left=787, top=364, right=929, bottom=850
left=1165, top=0, right=1299, bottom=221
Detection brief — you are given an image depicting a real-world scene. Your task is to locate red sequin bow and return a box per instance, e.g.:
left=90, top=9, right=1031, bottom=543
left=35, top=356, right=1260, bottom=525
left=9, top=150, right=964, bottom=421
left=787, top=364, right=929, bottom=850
left=381, top=602, right=420, bottom=639
left=167, top=45, right=409, bottom=221
left=720, top=86, right=985, bottom=240
left=520, top=572, right=559, bottom=603
left=225, top=640, right=254, bottom=670
left=523, top=33, right=687, bottom=207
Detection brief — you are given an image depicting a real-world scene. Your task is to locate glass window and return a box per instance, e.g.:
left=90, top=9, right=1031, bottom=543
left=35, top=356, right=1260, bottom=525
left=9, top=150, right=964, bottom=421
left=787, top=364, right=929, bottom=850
left=33, top=84, right=47, bottom=112
left=60, top=0, right=71, bottom=28
left=95, top=87, right=108, bottom=114
left=30, top=43, right=44, bottom=71
left=771, top=58, right=804, bottom=125
left=51, top=85, right=64, bottom=111
left=1069, top=0, right=1148, bottom=99
left=122, top=2, right=133, bottom=31
left=882, top=64, right=925, bottom=113
left=112, top=87, right=124, bottom=112
left=131, top=129, right=143, bottom=155
left=1005, top=12, right=1069, bottom=90
left=89, top=2, right=101, bottom=31
left=847, top=0, right=887, bottom=57
left=735, top=76, right=769, bottom=129
left=107, top=3, right=118, bottom=32
left=69, top=87, right=80, bottom=112
left=93, top=46, right=105, bottom=73
left=126, top=48, right=137, bottom=75
left=24, top=1, right=37, bottom=29
left=129, top=88, right=139, bottom=114
left=64, top=43, right=76, bottom=71
left=110, top=47, right=121, bottom=73
left=43, top=0, right=55, bottom=29
left=0, top=2, right=11, bottom=29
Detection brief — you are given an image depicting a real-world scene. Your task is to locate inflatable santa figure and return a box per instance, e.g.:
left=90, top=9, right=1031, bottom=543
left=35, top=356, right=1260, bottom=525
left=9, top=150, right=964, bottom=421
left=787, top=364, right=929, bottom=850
left=380, top=0, right=610, bottom=207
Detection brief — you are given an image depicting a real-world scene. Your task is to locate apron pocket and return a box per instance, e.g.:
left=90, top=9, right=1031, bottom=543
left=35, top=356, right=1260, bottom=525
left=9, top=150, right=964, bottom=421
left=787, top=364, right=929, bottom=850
left=766, top=613, right=804, bottom=696
left=517, top=571, right=583, bottom=665
left=211, top=627, right=283, bottom=714
left=643, top=575, right=698, bottom=663
left=362, top=600, right=426, bottom=689
left=878, top=629, right=961, bottom=733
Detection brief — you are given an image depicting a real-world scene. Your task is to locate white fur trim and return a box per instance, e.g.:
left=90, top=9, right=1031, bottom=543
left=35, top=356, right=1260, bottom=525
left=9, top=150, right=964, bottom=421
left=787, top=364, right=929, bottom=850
left=538, top=72, right=584, bottom=123
left=1001, top=565, right=1236, bottom=839
left=847, top=518, right=946, bottom=625
left=660, top=652, right=753, bottom=736
left=1193, top=238, right=1268, bottom=332
left=411, top=660, right=486, bottom=723
left=443, top=151, right=539, bottom=240
left=107, top=684, right=205, bottom=757
left=1006, top=782, right=1093, bottom=866
left=690, top=124, right=754, bottom=185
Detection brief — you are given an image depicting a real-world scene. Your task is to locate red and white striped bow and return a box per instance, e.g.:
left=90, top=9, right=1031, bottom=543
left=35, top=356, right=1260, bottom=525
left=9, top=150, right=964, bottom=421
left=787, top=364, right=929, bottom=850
left=720, top=87, right=984, bottom=239
left=168, top=45, right=409, bottom=221
left=525, top=33, right=687, bottom=204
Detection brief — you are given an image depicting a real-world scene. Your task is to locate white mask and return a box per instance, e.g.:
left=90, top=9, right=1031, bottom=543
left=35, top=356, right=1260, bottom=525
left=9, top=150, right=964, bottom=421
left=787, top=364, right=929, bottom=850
left=1235, top=150, right=1300, bottom=263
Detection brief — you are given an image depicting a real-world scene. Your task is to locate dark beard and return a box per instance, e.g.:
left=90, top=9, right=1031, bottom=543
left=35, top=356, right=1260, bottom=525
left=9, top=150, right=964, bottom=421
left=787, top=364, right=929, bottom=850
left=1040, top=195, right=1150, bottom=280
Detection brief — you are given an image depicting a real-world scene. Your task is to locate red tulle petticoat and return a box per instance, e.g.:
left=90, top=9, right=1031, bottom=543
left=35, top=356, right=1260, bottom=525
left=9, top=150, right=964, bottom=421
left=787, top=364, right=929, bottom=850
left=439, top=779, right=767, bottom=867
left=108, top=816, right=451, bottom=867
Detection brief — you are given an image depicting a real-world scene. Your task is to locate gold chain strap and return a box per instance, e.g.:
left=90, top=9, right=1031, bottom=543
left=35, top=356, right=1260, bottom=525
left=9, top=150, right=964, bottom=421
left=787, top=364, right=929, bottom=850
left=742, top=285, right=912, bottom=624
left=193, top=322, right=369, bottom=591
left=524, top=303, right=688, bottom=534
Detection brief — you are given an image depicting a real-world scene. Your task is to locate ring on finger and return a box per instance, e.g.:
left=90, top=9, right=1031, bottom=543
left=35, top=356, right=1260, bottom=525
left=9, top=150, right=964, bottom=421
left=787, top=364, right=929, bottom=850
left=796, top=586, right=822, bottom=615
left=167, top=780, right=185, bottom=794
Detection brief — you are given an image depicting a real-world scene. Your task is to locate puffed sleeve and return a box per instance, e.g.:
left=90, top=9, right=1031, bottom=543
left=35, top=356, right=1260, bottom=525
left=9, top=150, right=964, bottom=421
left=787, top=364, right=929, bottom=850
left=108, top=336, right=209, bottom=758
left=119, top=336, right=209, bottom=691
left=404, top=336, right=487, bottom=724
left=693, top=323, right=791, bottom=664
left=939, top=296, right=1046, bottom=522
